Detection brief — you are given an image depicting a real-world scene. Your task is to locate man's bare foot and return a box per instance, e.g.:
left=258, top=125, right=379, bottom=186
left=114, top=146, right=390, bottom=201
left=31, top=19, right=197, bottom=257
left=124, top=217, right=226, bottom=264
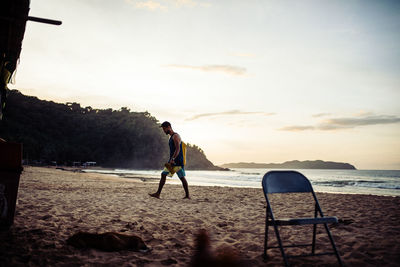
left=183, top=196, right=191, bottom=199
left=149, top=193, right=160, bottom=199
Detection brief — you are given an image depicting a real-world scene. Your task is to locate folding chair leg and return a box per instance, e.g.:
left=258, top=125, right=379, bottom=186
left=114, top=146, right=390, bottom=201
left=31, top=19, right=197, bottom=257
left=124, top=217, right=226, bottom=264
left=323, top=223, right=344, bottom=267
left=263, top=210, right=270, bottom=260
left=273, top=224, right=289, bottom=267
left=312, top=204, right=318, bottom=254
left=312, top=223, right=317, bottom=254
left=263, top=214, right=269, bottom=259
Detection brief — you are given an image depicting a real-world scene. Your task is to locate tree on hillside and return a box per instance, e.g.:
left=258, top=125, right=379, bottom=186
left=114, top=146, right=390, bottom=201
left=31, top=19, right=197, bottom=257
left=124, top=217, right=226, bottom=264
left=0, top=90, right=221, bottom=170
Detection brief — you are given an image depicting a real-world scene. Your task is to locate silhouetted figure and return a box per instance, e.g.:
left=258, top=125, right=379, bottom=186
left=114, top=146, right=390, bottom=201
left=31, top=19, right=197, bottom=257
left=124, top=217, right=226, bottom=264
left=149, top=121, right=190, bottom=199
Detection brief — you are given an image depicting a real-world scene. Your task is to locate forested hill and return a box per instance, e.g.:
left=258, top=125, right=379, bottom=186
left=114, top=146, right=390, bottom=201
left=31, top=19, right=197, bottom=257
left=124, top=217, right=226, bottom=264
left=0, top=90, right=221, bottom=170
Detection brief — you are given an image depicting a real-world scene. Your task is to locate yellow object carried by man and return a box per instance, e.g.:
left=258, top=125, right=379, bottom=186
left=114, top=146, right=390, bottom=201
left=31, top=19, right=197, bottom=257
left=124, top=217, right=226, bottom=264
left=163, top=141, right=187, bottom=177
left=182, top=141, right=187, bottom=166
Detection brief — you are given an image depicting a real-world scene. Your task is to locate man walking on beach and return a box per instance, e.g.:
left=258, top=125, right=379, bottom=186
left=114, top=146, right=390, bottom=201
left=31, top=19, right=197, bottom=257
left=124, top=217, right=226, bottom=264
left=149, top=121, right=190, bottom=199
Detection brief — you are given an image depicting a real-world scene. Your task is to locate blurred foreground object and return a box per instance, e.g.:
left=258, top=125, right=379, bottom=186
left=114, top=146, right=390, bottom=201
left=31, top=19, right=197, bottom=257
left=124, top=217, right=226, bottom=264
left=0, top=0, right=61, bottom=120
left=0, top=141, right=22, bottom=230
left=191, top=229, right=241, bottom=267
left=67, top=232, right=149, bottom=252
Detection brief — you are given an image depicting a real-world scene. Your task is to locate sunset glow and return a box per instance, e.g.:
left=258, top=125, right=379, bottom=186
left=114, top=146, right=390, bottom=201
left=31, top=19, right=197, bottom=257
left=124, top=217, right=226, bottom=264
left=10, top=0, right=400, bottom=169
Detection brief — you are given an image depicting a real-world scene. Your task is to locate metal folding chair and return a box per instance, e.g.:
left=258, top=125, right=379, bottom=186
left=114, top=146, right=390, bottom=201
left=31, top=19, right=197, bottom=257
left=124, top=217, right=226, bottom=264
left=262, top=171, right=343, bottom=266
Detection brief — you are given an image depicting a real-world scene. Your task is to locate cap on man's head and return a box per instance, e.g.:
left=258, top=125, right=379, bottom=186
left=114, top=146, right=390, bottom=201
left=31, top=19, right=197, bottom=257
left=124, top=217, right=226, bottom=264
left=160, top=121, right=171, bottom=128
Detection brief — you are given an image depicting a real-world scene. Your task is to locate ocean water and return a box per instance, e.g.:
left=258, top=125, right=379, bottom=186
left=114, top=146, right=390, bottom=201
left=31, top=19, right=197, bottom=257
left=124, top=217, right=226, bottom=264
left=83, top=168, right=400, bottom=197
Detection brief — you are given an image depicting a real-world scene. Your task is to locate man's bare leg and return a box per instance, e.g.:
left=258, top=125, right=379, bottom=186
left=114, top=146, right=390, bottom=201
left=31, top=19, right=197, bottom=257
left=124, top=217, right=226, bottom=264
left=149, top=173, right=167, bottom=198
left=179, top=177, right=190, bottom=199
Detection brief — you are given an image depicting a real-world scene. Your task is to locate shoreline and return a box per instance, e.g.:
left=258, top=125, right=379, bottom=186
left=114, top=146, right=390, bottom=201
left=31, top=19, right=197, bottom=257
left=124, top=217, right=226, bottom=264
left=78, top=166, right=400, bottom=198
left=1, top=166, right=399, bottom=266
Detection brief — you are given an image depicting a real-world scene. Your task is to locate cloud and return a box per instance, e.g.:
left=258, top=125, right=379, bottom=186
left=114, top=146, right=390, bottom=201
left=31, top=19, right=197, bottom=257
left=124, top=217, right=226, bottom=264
left=170, top=0, right=197, bottom=8
left=125, top=0, right=167, bottom=10
left=312, top=113, right=331, bottom=118
left=166, top=64, right=247, bottom=76
left=125, top=0, right=210, bottom=10
left=280, top=114, right=400, bottom=131
left=319, top=115, right=400, bottom=130
left=352, top=110, right=374, bottom=117
left=186, top=110, right=275, bottom=121
left=279, top=125, right=315, bottom=131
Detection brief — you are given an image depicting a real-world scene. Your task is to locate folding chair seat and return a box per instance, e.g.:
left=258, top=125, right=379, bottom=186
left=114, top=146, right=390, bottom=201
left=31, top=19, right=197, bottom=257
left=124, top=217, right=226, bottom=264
left=262, top=171, right=343, bottom=266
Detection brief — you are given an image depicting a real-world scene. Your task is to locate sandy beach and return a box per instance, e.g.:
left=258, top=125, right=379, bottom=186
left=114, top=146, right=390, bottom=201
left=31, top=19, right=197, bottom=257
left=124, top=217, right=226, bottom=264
left=1, top=166, right=399, bottom=266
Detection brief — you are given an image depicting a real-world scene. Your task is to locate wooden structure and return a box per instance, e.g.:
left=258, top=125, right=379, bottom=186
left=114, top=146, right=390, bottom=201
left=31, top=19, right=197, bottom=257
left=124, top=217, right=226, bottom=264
left=0, top=0, right=61, bottom=120
left=0, top=1, right=61, bottom=229
left=0, top=142, right=22, bottom=229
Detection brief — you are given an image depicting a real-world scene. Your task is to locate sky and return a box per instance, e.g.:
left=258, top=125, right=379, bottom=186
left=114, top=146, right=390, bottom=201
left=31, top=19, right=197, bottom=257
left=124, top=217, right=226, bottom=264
left=10, top=0, right=400, bottom=169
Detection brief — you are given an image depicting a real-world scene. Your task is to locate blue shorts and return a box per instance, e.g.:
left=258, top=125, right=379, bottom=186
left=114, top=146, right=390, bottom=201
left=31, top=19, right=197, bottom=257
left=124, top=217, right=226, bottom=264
left=162, top=167, right=186, bottom=179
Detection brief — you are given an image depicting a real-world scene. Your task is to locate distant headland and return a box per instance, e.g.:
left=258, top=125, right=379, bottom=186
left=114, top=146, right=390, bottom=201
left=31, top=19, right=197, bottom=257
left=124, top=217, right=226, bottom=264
left=220, top=160, right=356, bottom=170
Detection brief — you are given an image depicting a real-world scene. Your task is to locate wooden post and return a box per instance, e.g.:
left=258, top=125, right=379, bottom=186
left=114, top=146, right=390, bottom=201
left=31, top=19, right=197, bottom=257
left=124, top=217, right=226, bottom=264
left=0, top=142, right=23, bottom=230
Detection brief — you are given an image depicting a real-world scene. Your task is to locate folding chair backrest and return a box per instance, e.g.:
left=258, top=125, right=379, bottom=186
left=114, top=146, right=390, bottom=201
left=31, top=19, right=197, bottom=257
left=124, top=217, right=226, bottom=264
left=262, top=171, right=313, bottom=194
